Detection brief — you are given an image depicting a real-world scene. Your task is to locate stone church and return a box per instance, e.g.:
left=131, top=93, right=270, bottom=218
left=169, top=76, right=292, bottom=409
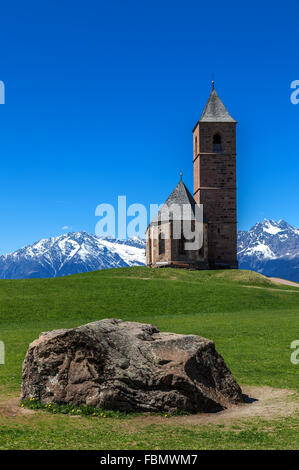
left=146, top=84, right=238, bottom=270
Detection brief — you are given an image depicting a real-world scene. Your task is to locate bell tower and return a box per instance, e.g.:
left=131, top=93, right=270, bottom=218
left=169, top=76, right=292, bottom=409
left=193, top=83, right=238, bottom=268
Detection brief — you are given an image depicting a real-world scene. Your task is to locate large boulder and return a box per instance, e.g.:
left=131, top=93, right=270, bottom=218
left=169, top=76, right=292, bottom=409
left=21, top=319, right=243, bottom=412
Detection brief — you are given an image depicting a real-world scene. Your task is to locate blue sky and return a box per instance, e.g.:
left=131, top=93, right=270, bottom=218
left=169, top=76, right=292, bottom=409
left=0, top=1, right=298, bottom=254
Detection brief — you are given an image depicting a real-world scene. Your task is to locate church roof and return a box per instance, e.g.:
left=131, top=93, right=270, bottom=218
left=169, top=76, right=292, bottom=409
left=149, top=179, right=205, bottom=226
left=199, top=88, right=236, bottom=123
left=164, top=179, right=197, bottom=210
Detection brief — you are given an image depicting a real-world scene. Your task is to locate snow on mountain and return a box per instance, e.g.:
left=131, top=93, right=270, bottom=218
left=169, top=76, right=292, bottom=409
left=0, top=219, right=298, bottom=281
left=238, top=219, right=299, bottom=282
left=0, top=232, right=146, bottom=279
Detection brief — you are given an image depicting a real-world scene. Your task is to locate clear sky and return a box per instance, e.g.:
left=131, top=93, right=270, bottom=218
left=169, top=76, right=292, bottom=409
left=0, top=1, right=298, bottom=254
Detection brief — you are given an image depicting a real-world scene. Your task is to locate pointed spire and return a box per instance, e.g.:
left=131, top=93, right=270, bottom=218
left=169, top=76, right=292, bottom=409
left=149, top=180, right=200, bottom=225
left=199, top=87, right=236, bottom=123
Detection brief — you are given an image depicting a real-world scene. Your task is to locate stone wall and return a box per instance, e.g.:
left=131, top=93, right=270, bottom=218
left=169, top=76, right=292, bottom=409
left=193, top=122, right=238, bottom=268
left=146, top=222, right=209, bottom=269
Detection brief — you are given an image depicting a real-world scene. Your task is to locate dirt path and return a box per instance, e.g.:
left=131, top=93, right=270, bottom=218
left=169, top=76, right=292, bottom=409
left=243, top=285, right=299, bottom=293
left=268, top=277, right=299, bottom=288
left=0, top=386, right=298, bottom=425
left=0, top=397, right=35, bottom=417
left=130, top=386, right=299, bottom=426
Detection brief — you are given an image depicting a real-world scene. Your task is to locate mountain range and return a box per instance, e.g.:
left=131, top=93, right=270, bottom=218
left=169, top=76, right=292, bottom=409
left=0, top=232, right=146, bottom=279
left=237, top=219, right=299, bottom=282
left=0, top=219, right=298, bottom=281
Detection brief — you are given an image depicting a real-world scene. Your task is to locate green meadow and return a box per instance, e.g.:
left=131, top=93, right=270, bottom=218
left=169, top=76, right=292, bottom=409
left=0, top=267, right=299, bottom=449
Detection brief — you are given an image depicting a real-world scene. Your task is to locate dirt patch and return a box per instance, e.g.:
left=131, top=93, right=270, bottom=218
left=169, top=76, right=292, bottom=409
left=268, top=277, right=299, bottom=288
left=242, top=285, right=299, bottom=293
left=0, top=386, right=297, bottom=425
left=130, top=386, right=299, bottom=426
left=0, top=397, right=35, bottom=417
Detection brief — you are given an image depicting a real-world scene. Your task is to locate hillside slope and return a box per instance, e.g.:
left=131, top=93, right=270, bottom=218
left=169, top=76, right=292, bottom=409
left=0, top=267, right=298, bottom=393
left=0, top=267, right=299, bottom=450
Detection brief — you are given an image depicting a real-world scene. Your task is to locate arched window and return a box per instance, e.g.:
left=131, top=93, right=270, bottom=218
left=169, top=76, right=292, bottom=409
left=159, top=232, right=165, bottom=255
left=213, top=133, right=222, bottom=153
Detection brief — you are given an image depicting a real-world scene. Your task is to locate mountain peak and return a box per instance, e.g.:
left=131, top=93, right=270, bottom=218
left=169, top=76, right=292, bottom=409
left=0, top=232, right=146, bottom=279
left=238, top=219, right=299, bottom=282
left=1, top=221, right=298, bottom=282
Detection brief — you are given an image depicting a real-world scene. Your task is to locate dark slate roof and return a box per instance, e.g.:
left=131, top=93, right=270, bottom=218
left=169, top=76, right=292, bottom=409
left=164, top=180, right=196, bottom=209
left=149, top=180, right=205, bottom=225
left=199, top=88, right=236, bottom=123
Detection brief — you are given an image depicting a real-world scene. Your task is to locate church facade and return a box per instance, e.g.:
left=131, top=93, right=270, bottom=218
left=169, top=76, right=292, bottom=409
left=146, top=84, right=238, bottom=270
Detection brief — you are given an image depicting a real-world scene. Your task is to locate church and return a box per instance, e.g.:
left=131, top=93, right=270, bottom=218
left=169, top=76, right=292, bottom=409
left=146, top=84, right=238, bottom=270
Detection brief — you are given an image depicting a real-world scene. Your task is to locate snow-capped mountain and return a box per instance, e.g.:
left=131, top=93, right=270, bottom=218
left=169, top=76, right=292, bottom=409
left=0, top=220, right=298, bottom=281
left=238, top=219, right=299, bottom=282
left=0, top=232, right=146, bottom=279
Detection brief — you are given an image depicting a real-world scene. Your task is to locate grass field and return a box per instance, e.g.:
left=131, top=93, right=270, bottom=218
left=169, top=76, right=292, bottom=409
left=0, top=267, right=299, bottom=449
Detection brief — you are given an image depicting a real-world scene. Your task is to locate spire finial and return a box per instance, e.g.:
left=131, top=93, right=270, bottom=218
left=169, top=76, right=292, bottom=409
left=211, top=72, right=215, bottom=90
left=180, top=170, right=183, bottom=180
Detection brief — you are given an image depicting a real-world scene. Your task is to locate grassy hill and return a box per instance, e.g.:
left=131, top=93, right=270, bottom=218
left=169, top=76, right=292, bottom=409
left=0, top=267, right=299, bottom=449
